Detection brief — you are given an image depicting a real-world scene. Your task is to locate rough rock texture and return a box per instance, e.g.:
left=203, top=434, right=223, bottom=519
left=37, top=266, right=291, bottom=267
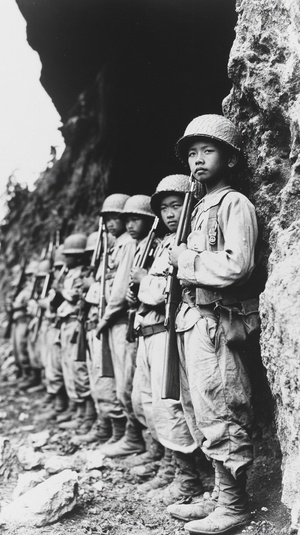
left=224, top=0, right=300, bottom=512
left=0, top=469, right=78, bottom=527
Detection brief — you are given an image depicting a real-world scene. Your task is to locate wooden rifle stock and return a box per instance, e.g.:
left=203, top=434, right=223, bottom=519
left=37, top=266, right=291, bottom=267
left=4, top=257, right=27, bottom=339
left=161, top=174, right=196, bottom=400
left=126, top=217, right=160, bottom=343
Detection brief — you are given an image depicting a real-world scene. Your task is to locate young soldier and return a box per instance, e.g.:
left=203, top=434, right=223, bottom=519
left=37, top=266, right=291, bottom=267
left=168, top=115, right=258, bottom=534
left=71, top=229, right=118, bottom=446
left=34, top=245, right=68, bottom=421
left=99, top=194, right=156, bottom=457
left=53, top=233, right=94, bottom=433
left=95, top=194, right=140, bottom=448
left=127, top=176, right=203, bottom=506
left=10, top=260, right=38, bottom=387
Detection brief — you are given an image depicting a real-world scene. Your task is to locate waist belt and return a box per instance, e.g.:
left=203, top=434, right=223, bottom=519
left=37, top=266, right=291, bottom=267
left=182, top=288, right=217, bottom=318
left=60, top=314, right=77, bottom=324
left=139, top=322, right=165, bottom=338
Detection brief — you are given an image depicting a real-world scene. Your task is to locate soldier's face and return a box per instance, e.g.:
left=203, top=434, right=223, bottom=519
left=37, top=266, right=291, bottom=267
left=63, top=254, right=79, bottom=268
left=187, top=138, right=237, bottom=187
left=104, top=213, right=125, bottom=238
left=160, top=195, right=184, bottom=232
left=126, top=216, right=148, bottom=241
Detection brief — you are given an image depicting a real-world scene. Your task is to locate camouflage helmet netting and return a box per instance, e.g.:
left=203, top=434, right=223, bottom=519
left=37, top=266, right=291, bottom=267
left=176, top=114, right=241, bottom=163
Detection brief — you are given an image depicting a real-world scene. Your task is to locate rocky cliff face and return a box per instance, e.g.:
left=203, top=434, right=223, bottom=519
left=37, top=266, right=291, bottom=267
left=224, top=0, right=300, bottom=517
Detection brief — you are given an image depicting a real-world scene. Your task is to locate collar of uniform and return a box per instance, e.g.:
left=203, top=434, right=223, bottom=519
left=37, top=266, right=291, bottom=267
left=113, top=231, right=135, bottom=248
left=193, top=185, right=234, bottom=214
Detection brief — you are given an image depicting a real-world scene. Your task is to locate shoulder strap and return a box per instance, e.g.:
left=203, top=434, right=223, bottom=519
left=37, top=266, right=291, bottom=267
left=207, top=189, right=234, bottom=251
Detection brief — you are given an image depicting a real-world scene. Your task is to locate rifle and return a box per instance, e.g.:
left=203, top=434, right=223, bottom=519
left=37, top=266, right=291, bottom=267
left=70, top=217, right=103, bottom=355
left=31, top=236, right=56, bottom=343
left=126, top=216, right=160, bottom=342
left=4, top=257, right=27, bottom=339
left=96, top=221, right=114, bottom=376
left=161, top=173, right=196, bottom=400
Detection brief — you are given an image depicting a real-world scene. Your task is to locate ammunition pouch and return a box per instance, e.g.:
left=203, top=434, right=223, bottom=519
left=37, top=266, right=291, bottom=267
left=216, top=298, right=260, bottom=348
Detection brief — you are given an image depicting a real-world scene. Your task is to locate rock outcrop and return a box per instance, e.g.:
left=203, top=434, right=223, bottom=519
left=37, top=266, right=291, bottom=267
left=224, top=0, right=300, bottom=513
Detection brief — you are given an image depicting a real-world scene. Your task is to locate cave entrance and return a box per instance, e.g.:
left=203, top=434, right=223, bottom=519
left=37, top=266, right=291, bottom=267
left=19, top=0, right=237, bottom=194
left=105, top=0, right=237, bottom=193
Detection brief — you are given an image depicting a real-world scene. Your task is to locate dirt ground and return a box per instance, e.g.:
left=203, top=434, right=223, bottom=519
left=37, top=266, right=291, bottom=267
left=0, top=338, right=292, bottom=535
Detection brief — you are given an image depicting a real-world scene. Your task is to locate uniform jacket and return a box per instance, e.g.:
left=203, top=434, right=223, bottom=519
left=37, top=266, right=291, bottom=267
left=102, top=231, right=136, bottom=324
left=177, top=186, right=258, bottom=289
left=137, top=233, right=175, bottom=327
left=57, top=265, right=85, bottom=318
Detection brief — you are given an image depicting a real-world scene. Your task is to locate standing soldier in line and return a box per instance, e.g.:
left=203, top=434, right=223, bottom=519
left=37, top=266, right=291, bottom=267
left=168, top=115, right=258, bottom=534
left=99, top=194, right=156, bottom=457
left=34, top=245, right=68, bottom=420
left=26, top=258, right=52, bottom=392
left=94, top=193, right=142, bottom=449
left=71, top=229, right=118, bottom=446
left=10, top=260, right=38, bottom=387
left=52, top=233, right=96, bottom=433
left=126, top=176, right=203, bottom=506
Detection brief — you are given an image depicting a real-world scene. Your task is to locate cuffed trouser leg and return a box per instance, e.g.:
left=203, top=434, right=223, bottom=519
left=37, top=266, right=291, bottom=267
left=177, top=316, right=253, bottom=478
left=45, top=324, right=64, bottom=395
left=86, top=328, right=123, bottom=419
left=60, top=320, right=90, bottom=403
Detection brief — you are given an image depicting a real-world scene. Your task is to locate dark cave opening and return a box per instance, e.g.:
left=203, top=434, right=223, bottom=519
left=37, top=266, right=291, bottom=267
left=17, top=0, right=237, bottom=194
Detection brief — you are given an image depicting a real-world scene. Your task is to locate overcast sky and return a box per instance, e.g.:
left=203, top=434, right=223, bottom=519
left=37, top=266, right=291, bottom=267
left=0, top=0, right=65, bottom=216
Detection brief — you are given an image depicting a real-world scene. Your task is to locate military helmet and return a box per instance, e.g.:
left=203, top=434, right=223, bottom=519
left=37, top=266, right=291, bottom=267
left=85, top=231, right=98, bottom=252
left=25, top=259, right=39, bottom=275
left=37, top=259, right=51, bottom=276
left=122, top=195, right=155, bottom=218
left=101, top=194, right=130, bottom=215
left=54, top=245, right=65, bottom=267
left=151, top=174, right=191, bottom=216
left=62, top=233, right=87, bottom=255
left=175, top=114, right=241, bottom=163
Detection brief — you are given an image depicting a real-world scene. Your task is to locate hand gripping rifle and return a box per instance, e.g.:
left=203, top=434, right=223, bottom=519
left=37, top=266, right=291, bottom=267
left=161, top=173, right=196, bottom=400
left=71, top=217, right=103, bottom=357
left=126, top=216, right=160, bottom=343
left=4, top=256, right=27, bottom=339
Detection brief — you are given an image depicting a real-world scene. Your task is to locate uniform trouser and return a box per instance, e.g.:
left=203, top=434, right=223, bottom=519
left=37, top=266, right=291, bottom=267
left=177, top=315, right=253, bottom=478
left=132, top=331, right=197, bottom=453
left=60, top=319, right=91, bottom=403
left=12, top=318, right=30, bottom=370
left=27, top=319, right=43, bottom=370
left=108, top=322, right=137, bottom=421
left=44, top=323, right=64, bottom=395
left=86, top=328, right=123, bottom=419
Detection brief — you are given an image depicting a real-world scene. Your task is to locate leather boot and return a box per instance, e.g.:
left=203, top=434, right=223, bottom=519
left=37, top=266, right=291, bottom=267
left=58, top=402, right=85, bottom=430
left=54, top=386, right=68, bottom=413
left=167, top=466, right=219, bottom=521
left=71, top=415, right=112, bottom=445
left=56, top=400, right=77, bottom=423
left=139, top=448, right=175, bottom=493
left=154, top=451, right=203, bottom=506
left=99, top=416, right=145, bottom=457
left=184, top=462, right=250, bottom=534
left=19, top=368, right=41, bottom=390
left=124, top=433, right=164, bottom=469
left=75, top=396, right=97, bottom=435
left=98, top=416, right=127, bottom=450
